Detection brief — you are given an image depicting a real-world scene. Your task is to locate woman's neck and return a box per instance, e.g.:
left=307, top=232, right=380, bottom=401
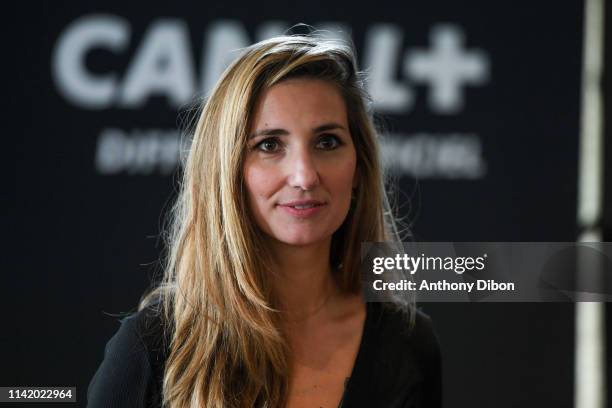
left=268, top=237, right=340, bottom=321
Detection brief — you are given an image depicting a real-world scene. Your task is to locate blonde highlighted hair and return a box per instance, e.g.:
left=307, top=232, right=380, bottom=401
left=139, top=33, right=409, bottom=407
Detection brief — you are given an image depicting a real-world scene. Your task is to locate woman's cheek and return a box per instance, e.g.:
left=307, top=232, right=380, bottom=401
left=334, top=157, right=357, bottom=192
left=244, top=162, right=277, bottom=203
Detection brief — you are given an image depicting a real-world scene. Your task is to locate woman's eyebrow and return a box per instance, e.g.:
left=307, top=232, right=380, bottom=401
left=249, top=122, right=347, bottom=139
left=313, top=123, right=346, bottom=133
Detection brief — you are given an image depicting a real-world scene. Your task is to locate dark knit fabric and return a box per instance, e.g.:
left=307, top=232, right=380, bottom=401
left=87, top=301, right=442, bottom=407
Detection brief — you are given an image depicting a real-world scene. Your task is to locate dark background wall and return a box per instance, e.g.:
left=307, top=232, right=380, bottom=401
left=604, top=0, right=612, bottom=398
left=7, top=1, right=595, bottom=406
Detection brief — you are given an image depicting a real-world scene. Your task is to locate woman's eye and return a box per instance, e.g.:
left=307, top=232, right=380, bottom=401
left=255, top=138, right=280, bottom=152
left=316, top=134, right=342, bottom=150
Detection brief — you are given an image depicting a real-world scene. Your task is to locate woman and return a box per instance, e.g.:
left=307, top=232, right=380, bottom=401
left=88, top=34, right=441, bottom=408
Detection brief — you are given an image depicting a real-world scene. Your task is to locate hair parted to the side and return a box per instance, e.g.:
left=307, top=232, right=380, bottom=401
left=138, top=33, right=412, bottom=408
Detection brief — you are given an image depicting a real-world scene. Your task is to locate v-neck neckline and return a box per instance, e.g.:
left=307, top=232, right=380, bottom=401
left=337, top=301, right=376, bottom=407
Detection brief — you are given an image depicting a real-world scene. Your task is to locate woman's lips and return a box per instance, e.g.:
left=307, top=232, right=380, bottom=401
left=277, top=202, right=326, bottom=217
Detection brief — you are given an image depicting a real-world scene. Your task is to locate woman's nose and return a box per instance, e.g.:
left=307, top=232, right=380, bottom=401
left=287, top=147, right=320, bottom=191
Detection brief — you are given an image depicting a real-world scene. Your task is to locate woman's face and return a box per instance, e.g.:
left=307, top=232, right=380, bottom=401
left=243, top=78, right=358, bottom=248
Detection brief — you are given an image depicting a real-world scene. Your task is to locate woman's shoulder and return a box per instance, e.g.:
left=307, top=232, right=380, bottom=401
left=87, top=302, right=170, bottom=407
left=375, top=302, right=440, bottom=366
left=373, top=302, right=437, bottom=341
left=366, top=302, right=442, bottom=406
left=108, top=300, right=170, bottom=365
left=126, top=301, right=171, bottom=359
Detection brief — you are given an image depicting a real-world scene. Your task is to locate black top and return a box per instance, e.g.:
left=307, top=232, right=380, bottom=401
left=88, top=302, right=442, bottom=407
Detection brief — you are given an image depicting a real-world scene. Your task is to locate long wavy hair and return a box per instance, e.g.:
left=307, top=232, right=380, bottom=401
left=139, top=33, right=409, bottom=408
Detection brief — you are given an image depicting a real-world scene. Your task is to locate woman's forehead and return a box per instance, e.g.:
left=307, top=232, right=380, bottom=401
left=250, top=78, right=349, bottom=131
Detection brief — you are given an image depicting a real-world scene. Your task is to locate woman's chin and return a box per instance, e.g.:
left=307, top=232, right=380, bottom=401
left=270, top=232, right=330, bottom=248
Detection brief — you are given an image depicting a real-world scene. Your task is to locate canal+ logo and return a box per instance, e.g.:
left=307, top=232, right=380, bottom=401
left=51, top=15, right=490, bottom=115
